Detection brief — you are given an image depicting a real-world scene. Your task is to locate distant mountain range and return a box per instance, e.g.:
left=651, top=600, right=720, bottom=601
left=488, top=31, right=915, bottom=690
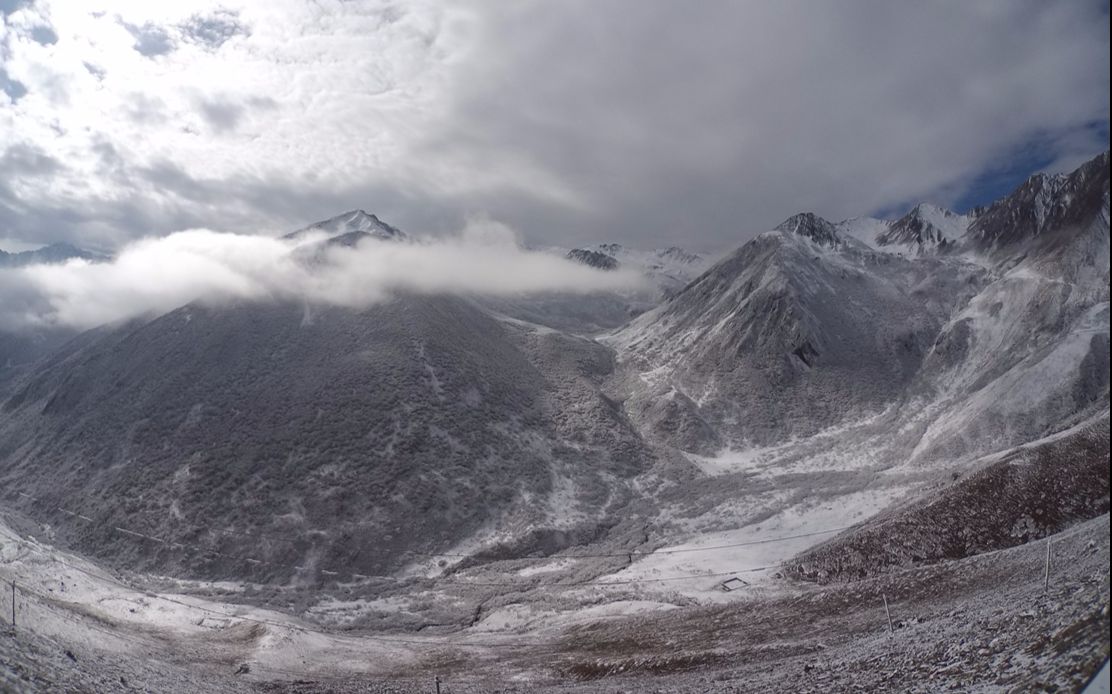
left=0, top=242, right=107, bottom=268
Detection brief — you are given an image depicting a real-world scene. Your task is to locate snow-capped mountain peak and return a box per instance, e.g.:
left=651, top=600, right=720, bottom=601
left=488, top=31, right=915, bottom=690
left=876, top=202, right=969, bottom=253
left=773, top=212, right=841, bottom=247
left=286, top=209, right=407, bottom=245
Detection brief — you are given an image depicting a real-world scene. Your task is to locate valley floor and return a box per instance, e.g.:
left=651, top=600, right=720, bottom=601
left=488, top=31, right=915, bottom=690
left=1, top=512, right=1108, bottom=693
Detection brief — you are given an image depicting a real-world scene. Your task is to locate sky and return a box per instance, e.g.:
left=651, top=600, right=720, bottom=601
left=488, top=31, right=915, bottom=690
left=1, top=0, right=1109, bottom=254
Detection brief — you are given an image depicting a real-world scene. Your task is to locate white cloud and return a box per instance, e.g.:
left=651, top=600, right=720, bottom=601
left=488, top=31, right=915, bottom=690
left=0, top=220, right=646, bottom=329
left=0, top=1, right=1108, bottom=251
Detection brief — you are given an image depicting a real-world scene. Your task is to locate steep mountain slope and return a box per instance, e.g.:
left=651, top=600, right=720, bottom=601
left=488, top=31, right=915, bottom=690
left=610, top=151, right=1109, bottom=461
left=609, top=217, right=984, bottom=450
left=967, top=152, right=1110, bottom=254
left=785, top=413, right=1109, bottom=583
left=0, top=296, right=650, bottom=582
left=909, top=155, right=1110, bottom=461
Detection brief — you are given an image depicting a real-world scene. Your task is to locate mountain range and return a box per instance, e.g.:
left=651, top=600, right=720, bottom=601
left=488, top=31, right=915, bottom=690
left=0, top=151, right=1107, bottom=608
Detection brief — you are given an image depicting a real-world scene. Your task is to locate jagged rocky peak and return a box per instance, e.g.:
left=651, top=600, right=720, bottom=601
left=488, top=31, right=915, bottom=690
left=566, top=248, right=618, bottom=270
left=878, top=202, right=968, bottom=251
left=774, top=212, right=841, bottom=247
left=969, top=150, right=1109, bottom=249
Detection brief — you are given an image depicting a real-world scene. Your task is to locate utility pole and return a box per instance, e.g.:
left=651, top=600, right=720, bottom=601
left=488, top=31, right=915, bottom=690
left=435, top=675, right=441, bottom=694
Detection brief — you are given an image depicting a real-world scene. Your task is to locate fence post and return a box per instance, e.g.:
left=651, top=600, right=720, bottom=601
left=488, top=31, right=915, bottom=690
left=883, top=593, right=893, bottom=635
left=1043, top=539, right=1052, bottom=593
left=10, top=580, right=15, bottom=629
left=435, top=675, right=441, bottom=694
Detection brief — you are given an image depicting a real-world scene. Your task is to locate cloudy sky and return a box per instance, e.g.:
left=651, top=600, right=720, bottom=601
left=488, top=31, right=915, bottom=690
left=1, top=0, right=1108, bottom=253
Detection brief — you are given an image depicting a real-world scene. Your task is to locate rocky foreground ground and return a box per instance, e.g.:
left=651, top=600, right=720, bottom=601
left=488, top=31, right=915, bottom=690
left=2, top=513, right=1108, bottom=693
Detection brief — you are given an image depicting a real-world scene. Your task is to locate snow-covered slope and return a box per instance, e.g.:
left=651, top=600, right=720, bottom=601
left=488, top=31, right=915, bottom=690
left=837, top=204, right=971, bottom=256
left=877, top=203, right=970, bottom=253
left=609, top=216, right=984, bottom=450
left=610, top=151, right=1109, bottom=463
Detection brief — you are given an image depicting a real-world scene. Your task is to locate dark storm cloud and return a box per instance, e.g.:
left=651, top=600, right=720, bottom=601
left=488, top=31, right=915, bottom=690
left=419, top=0, right=1110, bottom=248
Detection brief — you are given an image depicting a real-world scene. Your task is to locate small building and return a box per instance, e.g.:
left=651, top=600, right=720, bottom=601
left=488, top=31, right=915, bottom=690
left=720, top=577, right=748, bottom=592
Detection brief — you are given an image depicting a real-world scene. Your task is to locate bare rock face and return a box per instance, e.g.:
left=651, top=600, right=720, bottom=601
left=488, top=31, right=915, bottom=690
left=968, top=151, right=1109, bottom=252
left=774, top=212, right=841, bottom=247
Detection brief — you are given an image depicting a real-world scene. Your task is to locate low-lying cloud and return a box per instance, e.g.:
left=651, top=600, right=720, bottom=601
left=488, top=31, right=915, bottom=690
left=0, top=221, right=646, bottom=331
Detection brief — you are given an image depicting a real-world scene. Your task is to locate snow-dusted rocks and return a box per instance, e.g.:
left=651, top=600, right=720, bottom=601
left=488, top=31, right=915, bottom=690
left=610, top=221, right=968, bottom=449
left=877, top=203, right=969, bottom=254
left=774, top=212, right=842, bottom=247
left=566, top=248, right=619, bottom=270
left=968, top=151, right=1110, bottom=252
